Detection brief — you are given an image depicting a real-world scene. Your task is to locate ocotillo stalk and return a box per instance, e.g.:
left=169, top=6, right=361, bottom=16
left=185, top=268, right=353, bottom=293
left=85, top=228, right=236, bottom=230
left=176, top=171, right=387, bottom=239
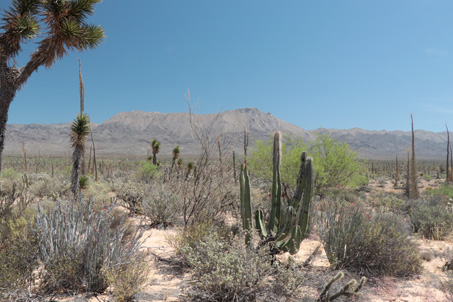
left=394, top=154, right=399, bottom=187
left=446, top=125, right=450, bottom=182
left=233, top=151, right=237, bottom=183
left=268, top=131, right=282, bottom=234
left=406, top=148, right=410, bottom=197
left=410, top=114, right=418, bottom=199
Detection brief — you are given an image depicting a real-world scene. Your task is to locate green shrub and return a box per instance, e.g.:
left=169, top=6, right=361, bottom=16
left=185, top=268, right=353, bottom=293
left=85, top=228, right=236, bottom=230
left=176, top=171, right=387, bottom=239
left=171, top=219, right=305, bottom=302
left=318, top=199, right=422, bottom=277
left=248, top=133, right=366, bottom=197
left=35, top=200, right=146, bottom=293
left=409, top=201, right=453, bottom=240
left=137, top=160, right=160, bottom=182
left=79, top=175, right=89, bottom=190
left=142, top=185, right=180, bottom=227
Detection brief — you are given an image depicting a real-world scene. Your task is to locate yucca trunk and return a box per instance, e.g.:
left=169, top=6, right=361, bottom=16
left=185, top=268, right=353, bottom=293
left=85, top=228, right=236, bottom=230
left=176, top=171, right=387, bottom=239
left=0, top=88, right=15, bottom=174
left=71, top=144, right=84, bottom=196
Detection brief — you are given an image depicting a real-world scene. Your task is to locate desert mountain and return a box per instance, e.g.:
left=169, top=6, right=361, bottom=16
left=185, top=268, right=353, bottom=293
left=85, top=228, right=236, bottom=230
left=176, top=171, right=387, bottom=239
left=4, top=108, right=450, bottom=160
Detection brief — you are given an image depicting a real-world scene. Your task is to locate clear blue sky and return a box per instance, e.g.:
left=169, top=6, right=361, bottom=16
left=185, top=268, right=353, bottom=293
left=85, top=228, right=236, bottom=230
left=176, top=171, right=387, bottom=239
left=2, top=0, right=453, bottom=132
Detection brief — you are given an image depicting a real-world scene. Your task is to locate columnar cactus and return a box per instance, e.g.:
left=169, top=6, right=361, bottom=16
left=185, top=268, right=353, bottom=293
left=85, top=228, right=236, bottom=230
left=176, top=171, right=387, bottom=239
left=239, top=131, right=314, bottom=255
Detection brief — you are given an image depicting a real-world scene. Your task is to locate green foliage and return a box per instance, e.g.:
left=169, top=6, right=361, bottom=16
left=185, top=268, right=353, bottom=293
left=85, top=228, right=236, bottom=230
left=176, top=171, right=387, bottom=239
left=409, top=201, right=453, bottom=240
left=248, top=133, right=365, bottom=197
left=319, top=271, right=366, bottom=301
left=318, top=200, right=422, bottom=277
left=137, top=160, right=160, bottom=182
left=79, top=175, right=89, bottom=190
left=70, top=113, right=90, bottom=146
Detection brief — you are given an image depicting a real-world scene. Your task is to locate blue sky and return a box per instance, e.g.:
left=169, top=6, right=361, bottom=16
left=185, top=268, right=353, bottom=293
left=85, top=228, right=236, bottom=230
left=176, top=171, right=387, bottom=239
left=3, top=0, right=453, bottom=132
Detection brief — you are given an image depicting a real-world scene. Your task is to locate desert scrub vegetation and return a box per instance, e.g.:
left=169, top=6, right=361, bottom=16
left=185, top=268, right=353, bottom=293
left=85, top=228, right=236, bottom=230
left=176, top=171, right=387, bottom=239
left=409, top=200, right=453, bottom=240
left=171, top=218, right=306, bottom=302
left=317, top=199, right=422, bottom=277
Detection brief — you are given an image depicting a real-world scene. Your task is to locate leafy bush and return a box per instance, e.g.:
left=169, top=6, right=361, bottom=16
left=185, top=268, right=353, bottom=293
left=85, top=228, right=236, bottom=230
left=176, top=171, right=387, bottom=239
left=79, top=175, right=89, bottom=190
left=35, top=200, right=146, bottom=293
left=409, top=201, right=453, bottom=240
left=137, top=160, right=161, bottom=182
left=28, top=174, right=70, bottom=200
left=318, top=199, right=422, bottom=277
left=171, top=219, right=305, bottom=302
left=248, top=133, right=366, bottom=197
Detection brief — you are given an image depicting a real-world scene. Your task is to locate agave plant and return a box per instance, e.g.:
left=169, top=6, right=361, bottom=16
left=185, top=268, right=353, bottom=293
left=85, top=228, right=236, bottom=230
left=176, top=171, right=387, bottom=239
left=70, top=113, right=90, bottom=196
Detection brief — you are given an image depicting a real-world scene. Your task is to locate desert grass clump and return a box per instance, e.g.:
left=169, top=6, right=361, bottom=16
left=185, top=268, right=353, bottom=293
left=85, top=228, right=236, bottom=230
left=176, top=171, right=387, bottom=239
left=318, top=199, right=422, bottom=277
left=409, top=201, right=453, bottom=240
left=35, top=200, right=146, bottom=294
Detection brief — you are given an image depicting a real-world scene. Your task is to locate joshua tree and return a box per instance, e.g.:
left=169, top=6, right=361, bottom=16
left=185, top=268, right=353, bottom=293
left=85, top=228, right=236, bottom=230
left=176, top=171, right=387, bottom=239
left=171, top=145, right=180, bottom=171
left=151, top=139, right=160, bottom=165
left=0, top=0, right=104, bottom=173
left=70, top=113, right=90, bottom=196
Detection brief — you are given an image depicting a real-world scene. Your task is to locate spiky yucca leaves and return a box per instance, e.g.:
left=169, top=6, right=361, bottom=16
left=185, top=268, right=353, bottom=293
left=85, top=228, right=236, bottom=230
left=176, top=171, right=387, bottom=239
left=70, top=113, right=90, bottom=196
left=151, top=139, right=160, bottom=165
left=0, top=0, right=105, bottom=174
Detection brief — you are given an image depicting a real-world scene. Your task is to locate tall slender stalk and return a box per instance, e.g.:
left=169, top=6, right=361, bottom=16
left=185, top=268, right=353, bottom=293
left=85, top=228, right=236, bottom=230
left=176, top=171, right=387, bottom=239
left=410, top=114, right=418, bottom=199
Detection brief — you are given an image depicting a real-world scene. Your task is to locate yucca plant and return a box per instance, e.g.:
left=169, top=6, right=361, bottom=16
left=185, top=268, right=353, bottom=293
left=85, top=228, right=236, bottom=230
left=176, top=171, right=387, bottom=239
left=70, top=113, right=90, bottom=196
left=171, top=146, right=180, bottom=171
left=0, top=0, right=105, bottom=174
left=151, top=139, right=160, bottom=165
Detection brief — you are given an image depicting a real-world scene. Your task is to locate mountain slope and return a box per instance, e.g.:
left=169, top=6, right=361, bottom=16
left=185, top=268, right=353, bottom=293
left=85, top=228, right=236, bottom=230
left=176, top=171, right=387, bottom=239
left=4, top=108, right=449, bottom=159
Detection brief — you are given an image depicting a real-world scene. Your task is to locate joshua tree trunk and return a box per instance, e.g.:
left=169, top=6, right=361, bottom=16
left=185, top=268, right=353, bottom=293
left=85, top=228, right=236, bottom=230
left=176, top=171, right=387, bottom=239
left=71, top=144, right=83, bottom=196
left=0, top=91, right=15, bottom=174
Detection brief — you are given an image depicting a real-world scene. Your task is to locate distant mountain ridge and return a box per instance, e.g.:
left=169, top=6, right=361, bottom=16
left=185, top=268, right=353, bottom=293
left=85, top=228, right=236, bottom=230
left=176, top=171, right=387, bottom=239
left=4, top=108, right=450, bottom=160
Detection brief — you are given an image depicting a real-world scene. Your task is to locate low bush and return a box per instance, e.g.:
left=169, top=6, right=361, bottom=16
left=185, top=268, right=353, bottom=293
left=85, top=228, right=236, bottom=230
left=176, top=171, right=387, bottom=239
left=368, top=191, right=406, bottom=213
left=171, top=219, right=305, bottom=302
left=409, top=201, right=453, bottom=240
left=0, top=204, right=38, bottom=296
left=137, top=160, right=161, bottom=182
left=35, top=200, right=146, bottom=294
left=318, top=199, right=422, bottom=277
left=142, top=185, right=180, bottom=227
left=116, top=181, right=144, bottom=216
left=104, top=254, right=150, bottom=302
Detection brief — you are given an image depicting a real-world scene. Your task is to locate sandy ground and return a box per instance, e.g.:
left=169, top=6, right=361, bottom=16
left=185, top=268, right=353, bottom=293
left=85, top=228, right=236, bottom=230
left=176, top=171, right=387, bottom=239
left=52, top=179, right=453, bottom=301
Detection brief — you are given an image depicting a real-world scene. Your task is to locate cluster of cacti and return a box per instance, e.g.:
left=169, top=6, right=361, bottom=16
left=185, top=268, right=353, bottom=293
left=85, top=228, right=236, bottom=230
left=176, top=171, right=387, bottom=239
left=240, top=131, right=314, bottom=254
left=318, top=271, right=366, bottom=301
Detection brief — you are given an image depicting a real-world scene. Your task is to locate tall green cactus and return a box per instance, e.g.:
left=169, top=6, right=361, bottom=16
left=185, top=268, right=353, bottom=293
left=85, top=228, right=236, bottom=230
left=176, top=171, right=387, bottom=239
left=240, top=164, right=253, bottom=245
left=239, top=131, right=315, bottom=255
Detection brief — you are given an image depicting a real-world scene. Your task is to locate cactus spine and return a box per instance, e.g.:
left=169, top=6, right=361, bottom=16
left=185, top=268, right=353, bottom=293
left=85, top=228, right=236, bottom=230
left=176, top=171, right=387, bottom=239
left=239, top=131, right=314, bottom=254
